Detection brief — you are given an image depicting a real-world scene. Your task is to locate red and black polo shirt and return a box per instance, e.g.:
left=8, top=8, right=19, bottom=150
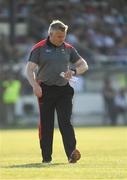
left=28, top=38, right=81, bottom=86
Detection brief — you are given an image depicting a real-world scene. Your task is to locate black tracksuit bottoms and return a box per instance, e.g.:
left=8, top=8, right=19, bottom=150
left=38, top=82, right=76, bottom=162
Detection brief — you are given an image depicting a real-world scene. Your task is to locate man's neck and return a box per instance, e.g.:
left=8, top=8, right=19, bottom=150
left=47, top=37, right=57, bottom=47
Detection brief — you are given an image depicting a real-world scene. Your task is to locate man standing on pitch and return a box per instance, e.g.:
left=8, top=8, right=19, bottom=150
left=25, top=20, right=88, bottom=163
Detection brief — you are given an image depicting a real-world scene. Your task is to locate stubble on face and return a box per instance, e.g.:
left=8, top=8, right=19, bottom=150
left=49, top=30, right=66, bottom=46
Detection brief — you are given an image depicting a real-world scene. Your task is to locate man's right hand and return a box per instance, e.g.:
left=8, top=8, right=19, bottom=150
left=33, top=83, right=42, bottom=98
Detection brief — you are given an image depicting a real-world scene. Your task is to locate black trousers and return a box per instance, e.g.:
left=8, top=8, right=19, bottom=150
left=38, top=82, right=76, bottom=161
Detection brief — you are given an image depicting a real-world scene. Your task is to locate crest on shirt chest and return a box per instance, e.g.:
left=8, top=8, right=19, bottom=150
left=61, top=49, right=65, bottom=53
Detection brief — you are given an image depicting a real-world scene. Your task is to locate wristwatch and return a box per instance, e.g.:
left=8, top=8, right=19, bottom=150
left=71, top=69, right=77, bottom=75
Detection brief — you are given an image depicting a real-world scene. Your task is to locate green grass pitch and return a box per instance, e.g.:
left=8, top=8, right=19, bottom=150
left=0, top=127, right=127, bottom=180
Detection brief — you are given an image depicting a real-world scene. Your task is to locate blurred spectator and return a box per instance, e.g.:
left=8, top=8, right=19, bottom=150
left=102, top=78, right=117, bottom=126
left=0, top=73, right=6, bottom=126
left=2, top=75, right=21, bottom=125
left=115, top=88, right=127, bottom=125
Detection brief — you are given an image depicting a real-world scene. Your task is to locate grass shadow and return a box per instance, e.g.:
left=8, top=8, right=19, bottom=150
left=2, top=162, right=67, bottom=169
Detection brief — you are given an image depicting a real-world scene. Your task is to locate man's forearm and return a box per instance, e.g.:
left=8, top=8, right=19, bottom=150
left=26, top=69, right=37, bottom=88
left=76, top=59, right=88, bottom=75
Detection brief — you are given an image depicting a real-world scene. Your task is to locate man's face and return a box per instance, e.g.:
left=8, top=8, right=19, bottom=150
left=49, top=30, right=66, bottom=46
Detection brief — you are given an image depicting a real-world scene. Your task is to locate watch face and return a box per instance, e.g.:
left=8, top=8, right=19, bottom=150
left=72, top=69, right=76, bottom=75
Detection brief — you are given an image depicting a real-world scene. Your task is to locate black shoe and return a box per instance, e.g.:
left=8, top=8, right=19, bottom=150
left=42, top=159, right=51, bottom=164
left=68, top=149, right=81, bottom=163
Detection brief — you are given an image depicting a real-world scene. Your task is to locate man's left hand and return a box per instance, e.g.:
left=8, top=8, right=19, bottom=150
left=64, top=70, right=75, bottom=80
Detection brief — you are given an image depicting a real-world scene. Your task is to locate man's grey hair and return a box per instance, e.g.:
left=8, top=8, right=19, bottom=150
left=48, top=20, right=68, bottom=35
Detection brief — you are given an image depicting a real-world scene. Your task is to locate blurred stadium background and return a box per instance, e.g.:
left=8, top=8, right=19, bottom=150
left=0, top=0, right=127, bottom=128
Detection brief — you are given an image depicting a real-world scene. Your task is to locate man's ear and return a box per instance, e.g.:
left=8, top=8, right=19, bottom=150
left=49, top=32, right=53, bottom=37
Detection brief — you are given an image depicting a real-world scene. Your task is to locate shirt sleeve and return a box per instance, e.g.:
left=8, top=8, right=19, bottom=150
left=28, top=47, right=40, bottom=64
left=70, top=47, right=81, bottom=64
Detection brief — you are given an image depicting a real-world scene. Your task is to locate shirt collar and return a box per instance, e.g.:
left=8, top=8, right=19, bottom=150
left=46, top=37, right=63, bottom=48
